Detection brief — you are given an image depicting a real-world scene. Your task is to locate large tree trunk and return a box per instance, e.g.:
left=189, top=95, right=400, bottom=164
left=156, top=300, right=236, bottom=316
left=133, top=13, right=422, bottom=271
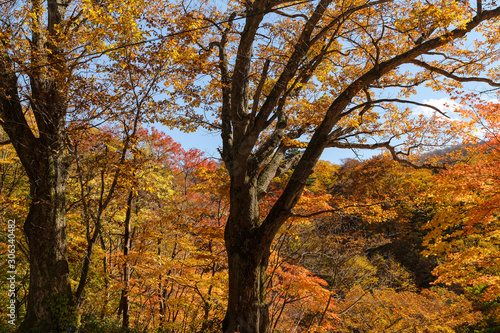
left=17, top=149, right=75, bottom=332
left=222, top=184, right=272, bottom=333
left=0, top=66, right=76, bottom=332
left=223, top=236, right=270, bottom=333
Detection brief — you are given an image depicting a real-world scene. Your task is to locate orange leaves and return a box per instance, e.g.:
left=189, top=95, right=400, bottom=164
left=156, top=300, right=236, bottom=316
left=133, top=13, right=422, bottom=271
left=267, top=261, right=338, bottom=331
left=422, top=120, right=500, bottom=304
left=272, top=262, right=329, bottom=294
left=67, top=127, right=230, bottom=330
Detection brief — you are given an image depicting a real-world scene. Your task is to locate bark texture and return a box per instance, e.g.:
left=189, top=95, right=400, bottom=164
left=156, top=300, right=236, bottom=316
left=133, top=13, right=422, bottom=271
left=223, top=187, right=271, bottom=333
left=19, top=149, right=74, bottom=332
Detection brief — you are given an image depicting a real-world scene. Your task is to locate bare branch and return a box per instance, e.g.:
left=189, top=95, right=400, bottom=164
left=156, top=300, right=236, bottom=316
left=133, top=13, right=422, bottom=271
left=292, top=201, right=396, bottom=218
left=411, top=59, right=500, bottom=87
left=337, top=290, right=370, bottom=315
left=310, top=0, right=394, bottom=45
left=326, top=140, right=446, bottom=170
left=342, top=98, right=450, bottom=118
left=273, top=9, right=309, bottom=20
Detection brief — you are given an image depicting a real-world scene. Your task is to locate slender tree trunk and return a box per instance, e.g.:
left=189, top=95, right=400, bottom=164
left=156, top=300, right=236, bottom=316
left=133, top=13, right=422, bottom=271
left=120, top=191, right=133, bottom=329
left=100, top=235, right=110, bottom=319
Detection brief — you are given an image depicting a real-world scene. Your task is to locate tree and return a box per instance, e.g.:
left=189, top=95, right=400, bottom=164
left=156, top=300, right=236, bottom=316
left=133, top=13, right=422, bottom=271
left=0, top=0, right=79, bottom=329
left=0, top=129, right=29, bottom=331
left=177, top=1, right=500, bottom=331
left=65, top=126, right=231, bottom=331
left=0, top=0, right=163, bottom=329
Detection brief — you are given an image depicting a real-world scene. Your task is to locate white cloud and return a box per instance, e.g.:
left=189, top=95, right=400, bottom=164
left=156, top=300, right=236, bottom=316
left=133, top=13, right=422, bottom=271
left=414, top=98, right=461, bottom=118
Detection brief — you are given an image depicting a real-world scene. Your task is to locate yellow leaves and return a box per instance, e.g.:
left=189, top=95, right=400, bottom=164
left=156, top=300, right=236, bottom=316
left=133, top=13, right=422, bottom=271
left=394, top=0, right=472, bottom=41
left=282, top=137, right=308, bottom=148
left=421, top=143, right=500, bottom=306
left=137, top=168, right=173, bottom=199
left=308, top=160, right=339, bottom=194
left=431, top=243, right=500, bottom=300
left=337, top=286, right=479, bottom=332
left=77, top=0, right=148, bottom=56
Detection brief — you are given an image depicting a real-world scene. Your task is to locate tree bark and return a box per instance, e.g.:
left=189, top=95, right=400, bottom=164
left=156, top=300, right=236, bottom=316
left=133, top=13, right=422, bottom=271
left=223, top=236, right=271, bottom=333
left=1, top=51, right=75, bottom=333
left=18, top=150, right=75, bottom=332
left=222, top=184, right=272, bottom=333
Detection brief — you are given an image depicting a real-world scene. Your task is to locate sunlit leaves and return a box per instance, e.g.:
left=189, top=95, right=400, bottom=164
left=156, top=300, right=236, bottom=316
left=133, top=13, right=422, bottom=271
left=338, top=286, right=479, bottom=332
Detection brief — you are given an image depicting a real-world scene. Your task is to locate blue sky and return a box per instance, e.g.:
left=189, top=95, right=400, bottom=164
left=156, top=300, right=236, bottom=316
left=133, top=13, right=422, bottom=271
left=162, top=126, right=373, bottom=164
left=160, top=84, right=466, bottom=165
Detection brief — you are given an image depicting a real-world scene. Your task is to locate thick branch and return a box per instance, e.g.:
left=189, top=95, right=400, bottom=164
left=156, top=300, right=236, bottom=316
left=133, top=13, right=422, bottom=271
left=262, top=5, right=500, bottom=240
left=250, top=58, right=270, bottom=120
left=219, top=14, right=236, bottom=165
left=251, top=117, right=288, bottom=171
left=0, top=48, right=39, bottom=177
left=230, top=2, right=268, bottom=124
left=251, top=0, right=333, bottom=135
left=257, top=147, right=303, bottom=197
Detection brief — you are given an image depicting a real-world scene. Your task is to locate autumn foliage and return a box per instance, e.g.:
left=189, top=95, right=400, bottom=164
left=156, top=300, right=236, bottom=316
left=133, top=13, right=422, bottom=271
left=3, top=0, right=500, bottom=332
left=1, top=124, right=499, bottom=332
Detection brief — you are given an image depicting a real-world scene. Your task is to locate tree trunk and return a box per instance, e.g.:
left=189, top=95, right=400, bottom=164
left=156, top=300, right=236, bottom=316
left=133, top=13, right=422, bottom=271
left=18, top=151, right=75, bottom=332
left=222, top=184, right=272, bottom=333
left=223, top=239, right=270, bottom=333
left=120, top=191, right=133, bottom=329
left=0, top=0, right=76, bottom=330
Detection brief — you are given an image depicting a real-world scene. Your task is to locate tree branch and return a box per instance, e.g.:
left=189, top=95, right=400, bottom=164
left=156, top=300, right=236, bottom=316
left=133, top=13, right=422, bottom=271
left=342, top=98, right=450, bottom=119
left=411, top=59, right=500, bottom=87
left=326, top=140, right=446, bottom=170
left=291, top=201, right=396, bottom=218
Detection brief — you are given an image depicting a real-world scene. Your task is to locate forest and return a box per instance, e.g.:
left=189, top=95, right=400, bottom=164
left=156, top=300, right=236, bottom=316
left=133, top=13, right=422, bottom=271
left=1, top=0, right=500, bottom=332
